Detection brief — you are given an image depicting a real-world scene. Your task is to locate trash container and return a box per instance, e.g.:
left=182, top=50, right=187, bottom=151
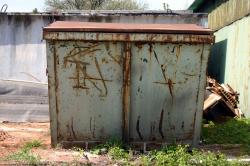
left=43, top=21, right=214, bottom=148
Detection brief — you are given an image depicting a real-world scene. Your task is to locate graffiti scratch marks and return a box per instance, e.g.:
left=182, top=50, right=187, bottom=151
left=105, top=43, right=121, bottom=65
left=153, top=50, right=175, bottom=101
left=94, top=57, right=108, bottom=97
left=64, top=43, right=111, bottom=97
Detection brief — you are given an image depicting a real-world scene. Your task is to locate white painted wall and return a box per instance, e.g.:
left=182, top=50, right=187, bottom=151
left=0, top=12, right=207, bottom=83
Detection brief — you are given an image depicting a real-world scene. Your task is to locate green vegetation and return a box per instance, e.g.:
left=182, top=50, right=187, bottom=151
left=23, top=140, right=42, bottom=149
left=138, top=145, right=241, bottom=166
left=202, top=118, right=250, bottom=145
left=89, top=139, right=246, bottom=166
left=90, top=138, right=128, bottom=155
left=4, top=140, right=42, bottom=165
left=202, top=118, right=250, bottom=155
left=45, top=0, right=148, bottom=10
left=108, top=146, right=130, bottom=160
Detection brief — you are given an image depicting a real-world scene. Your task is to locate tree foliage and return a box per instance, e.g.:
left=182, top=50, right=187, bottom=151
left=45, top=0, right=148, bottom=10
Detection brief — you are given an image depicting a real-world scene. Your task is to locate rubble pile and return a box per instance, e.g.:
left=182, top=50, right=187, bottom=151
left=0, top=130, right=9, bottom=141
left=203, top=77, right=244, bottom=122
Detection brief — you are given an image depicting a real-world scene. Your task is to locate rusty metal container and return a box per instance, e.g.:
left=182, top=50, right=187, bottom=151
left=43, top=21, right=214, bottom=148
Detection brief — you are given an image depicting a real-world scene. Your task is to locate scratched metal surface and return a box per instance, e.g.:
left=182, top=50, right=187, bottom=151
left=130, top=43, right=210, bottom=143
left=53, top=41, right=124, bottom=142
left=45, top=31, right=212, bottom=147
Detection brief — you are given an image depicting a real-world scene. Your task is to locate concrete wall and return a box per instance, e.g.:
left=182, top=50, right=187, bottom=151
left=0, top=11, right=208, bottom=83
left=208, top=15, right=250, bottom=117
left=203, top=0, right=250, bottom=116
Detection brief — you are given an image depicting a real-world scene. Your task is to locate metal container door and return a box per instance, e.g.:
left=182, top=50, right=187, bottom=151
left=129, top=43, right=208, bottom=143
left=54, top=41, right=124, bottom=142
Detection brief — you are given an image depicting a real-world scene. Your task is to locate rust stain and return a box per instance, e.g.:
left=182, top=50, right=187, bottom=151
left=44, top=21, right=213, bottom=35
left=153, top=50, right=174, bottom=101
left=125, top=34, right=130, bottom=41
left=136, top=116, right=143, bottom=140
left=64, top=43, right=111, bottom=97
left=159, top=109, right=164, bottom=139
left=63, top=48, right=100, bottom=67
left=183, top=132, right=193, bottom=140
left=176, top=45, right=182, bottom=60
left=181, top=71, right=197, bottom=77
left=105, top=43, right=121, bottom=65
left=44, top=31, right=214, bottom=44
left=52, top=42, right=60, bottom=144
left=95, top=57, right=108, bottom=97
left=134, top=42, right=144, bottom=49
left=122, top=42, right=132, bottom=142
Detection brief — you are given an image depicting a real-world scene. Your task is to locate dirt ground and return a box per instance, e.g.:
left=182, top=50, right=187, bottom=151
left=0, top=122, right=248, bottom=165
left=0, top=122, right=110, bottom=165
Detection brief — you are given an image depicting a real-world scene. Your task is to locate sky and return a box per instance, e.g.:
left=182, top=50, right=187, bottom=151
left=0, top=0, right=194, bottom=12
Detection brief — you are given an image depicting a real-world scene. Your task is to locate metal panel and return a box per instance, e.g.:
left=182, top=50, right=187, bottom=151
left=129, top=43, right=209, bottom=144
left=53, top=41, right=124, bottom=143
left=43, top=21, right=213, bottom=35
left=43, top=32, right=215, bottom=44
left=45, top=24, right=212, bottom=146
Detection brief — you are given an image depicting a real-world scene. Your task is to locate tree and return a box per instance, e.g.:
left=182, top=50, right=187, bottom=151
left=32, top=8, right=38, bottom=13
left=45, top=0, right=148, bottom=10
left=101, top=0, right=148, bottom=10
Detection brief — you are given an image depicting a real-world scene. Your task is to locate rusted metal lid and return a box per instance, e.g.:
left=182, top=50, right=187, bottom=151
left=43, top=21, right=213, bottom=35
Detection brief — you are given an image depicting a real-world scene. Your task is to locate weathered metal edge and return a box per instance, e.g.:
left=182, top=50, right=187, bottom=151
left=46, top=41, right=58, bottom=147
left=192, top=44, right=210, bottom=146
left=43, top=32, right=215, bottom=44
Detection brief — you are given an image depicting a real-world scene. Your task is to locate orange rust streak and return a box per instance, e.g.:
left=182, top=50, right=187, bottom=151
left=122, top=42, right=132, bottom=142
left=94, top=57, right=108, bottom=97
left=153, top=50, right=174, bottom=100
left=105, top=43, right=121, bottom=65
left=176, top=45, right=181, bottom=60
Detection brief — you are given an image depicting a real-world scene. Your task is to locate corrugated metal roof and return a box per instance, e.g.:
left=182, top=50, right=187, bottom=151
left=43, top=21, right=213, bottom=35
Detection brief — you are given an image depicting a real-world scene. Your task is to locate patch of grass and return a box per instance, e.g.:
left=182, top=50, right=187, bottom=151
left=202, top=118, right=250, bottom=145
left=3, top=140, right=42, bottom=165
left=108, top=146, right=129, bottom=160
left=90, top=138, right=128, bottom=155
left=72, top=147, right=85, bottom=155
left=5, top=147, right=41, bottom=165
left=90, top=140, right=246, bottom=165
left=90, top=138, right=132, bottom=163
left=202, top=118, right=250, bottom=155
left=137, top=145, right=244, bottom=166
left=23, top=140, right=42, bottom=149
